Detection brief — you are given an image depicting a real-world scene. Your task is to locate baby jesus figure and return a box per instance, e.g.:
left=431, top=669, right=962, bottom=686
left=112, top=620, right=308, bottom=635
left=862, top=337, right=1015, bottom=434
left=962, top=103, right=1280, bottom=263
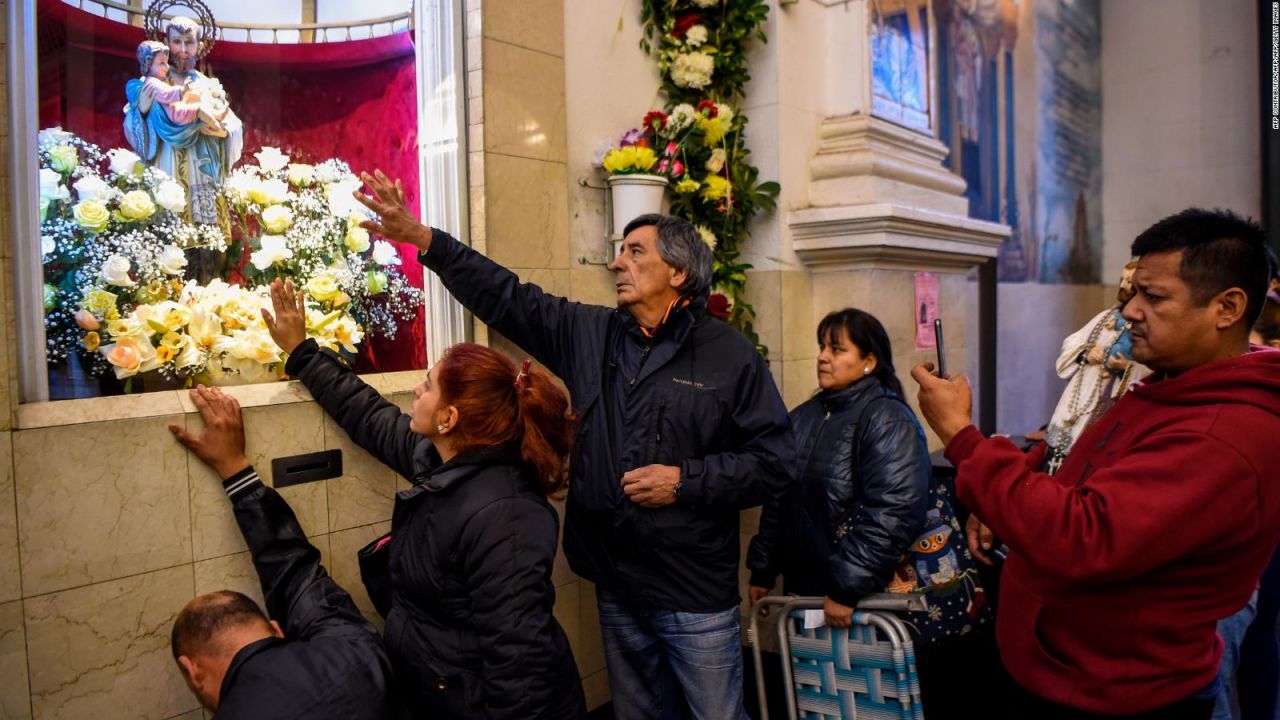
left=135, top=40, right=227, bottom=137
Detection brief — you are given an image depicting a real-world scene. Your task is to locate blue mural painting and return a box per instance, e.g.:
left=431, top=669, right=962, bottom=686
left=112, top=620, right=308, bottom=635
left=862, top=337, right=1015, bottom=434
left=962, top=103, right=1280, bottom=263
left=870, top=1, right=932, bottom=133
left=934, top=0, right=1101, bottom=284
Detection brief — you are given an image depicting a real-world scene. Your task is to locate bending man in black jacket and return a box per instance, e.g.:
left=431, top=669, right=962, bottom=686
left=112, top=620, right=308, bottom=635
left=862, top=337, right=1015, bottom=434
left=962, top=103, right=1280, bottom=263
left=169, top=386, right=395, bottom=719
left=354, top=172, right=796, bottom=720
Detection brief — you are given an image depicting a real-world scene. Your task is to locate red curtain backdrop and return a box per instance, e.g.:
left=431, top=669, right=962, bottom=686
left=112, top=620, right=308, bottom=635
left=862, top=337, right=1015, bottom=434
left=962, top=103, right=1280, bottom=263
left=37, top=0, right=426, bottom=373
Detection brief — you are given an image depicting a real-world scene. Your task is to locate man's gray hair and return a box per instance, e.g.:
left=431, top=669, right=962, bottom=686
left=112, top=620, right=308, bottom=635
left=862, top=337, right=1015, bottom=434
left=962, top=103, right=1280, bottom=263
left=166, top=15, right=202, bottom=39
left=623, top=214, right=714, bottom=297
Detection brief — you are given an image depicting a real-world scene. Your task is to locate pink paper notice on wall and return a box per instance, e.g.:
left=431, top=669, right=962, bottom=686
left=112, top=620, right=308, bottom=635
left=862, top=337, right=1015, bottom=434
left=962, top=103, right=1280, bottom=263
left=914, top=272, right=939, bottom=350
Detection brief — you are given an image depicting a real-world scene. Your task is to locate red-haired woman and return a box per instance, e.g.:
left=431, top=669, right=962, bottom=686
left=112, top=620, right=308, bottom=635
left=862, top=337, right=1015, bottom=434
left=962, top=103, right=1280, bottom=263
left=262, top=279, right=586, bottom=719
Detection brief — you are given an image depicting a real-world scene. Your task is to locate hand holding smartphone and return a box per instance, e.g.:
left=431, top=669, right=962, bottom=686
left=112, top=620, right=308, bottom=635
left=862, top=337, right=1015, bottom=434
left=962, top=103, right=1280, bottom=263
left=933, top=318, right=946, bottom=378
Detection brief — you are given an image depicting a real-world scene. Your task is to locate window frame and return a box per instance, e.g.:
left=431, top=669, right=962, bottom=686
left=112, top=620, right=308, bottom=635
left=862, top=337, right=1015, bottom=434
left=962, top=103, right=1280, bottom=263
left=7, top=0, right=468, bottom=403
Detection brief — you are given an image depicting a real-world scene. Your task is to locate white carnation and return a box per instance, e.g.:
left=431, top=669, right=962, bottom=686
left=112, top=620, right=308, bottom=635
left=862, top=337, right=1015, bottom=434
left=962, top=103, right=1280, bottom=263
left=371, top=240, right=402, bottom=266
left=254, top=147, right=290, bottom=173
left=671, top=52, right=714, bottom=89
left=692, top=0, right=718, bottom=7
left=685, top=25, right=708, bottom=47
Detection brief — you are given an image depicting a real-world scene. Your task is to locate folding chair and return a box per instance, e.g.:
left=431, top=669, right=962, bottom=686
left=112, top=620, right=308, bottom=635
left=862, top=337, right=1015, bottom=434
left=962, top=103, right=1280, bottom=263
left=749, top=594, right=929, bottom=720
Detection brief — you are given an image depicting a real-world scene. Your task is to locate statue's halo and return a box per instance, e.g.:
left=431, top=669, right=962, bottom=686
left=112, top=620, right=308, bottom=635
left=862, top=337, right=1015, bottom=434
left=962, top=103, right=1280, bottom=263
left=143, top=0, right=219, bottom=61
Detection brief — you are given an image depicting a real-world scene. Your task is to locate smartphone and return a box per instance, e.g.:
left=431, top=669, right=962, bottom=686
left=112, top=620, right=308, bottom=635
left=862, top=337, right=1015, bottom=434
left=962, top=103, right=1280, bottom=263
left=933, top=318, right=946, bottom=377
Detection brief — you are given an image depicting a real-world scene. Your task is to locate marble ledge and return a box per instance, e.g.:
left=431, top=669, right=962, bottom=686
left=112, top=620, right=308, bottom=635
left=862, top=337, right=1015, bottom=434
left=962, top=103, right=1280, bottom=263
left=16, top=370, right=425, bottom=430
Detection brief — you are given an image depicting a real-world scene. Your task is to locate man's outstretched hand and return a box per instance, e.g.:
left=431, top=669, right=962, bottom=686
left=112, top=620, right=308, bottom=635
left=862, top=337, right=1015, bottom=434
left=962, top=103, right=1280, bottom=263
left=170, top=386, right=251, bottom=480
left=353, top=169, right=432, bottom=252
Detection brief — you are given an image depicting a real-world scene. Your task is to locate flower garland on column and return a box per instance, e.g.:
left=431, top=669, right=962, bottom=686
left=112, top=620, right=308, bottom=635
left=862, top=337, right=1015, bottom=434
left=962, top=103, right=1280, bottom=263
left=641, top=0, right=779, bottom=354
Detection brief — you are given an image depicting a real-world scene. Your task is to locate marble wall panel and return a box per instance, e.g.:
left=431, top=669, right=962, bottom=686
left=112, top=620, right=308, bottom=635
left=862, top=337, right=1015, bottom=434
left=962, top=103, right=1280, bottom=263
left=481, top=0, right=564, bottom=58
left=481, top=39, right=567, bottom=163
left=0, top=599, right=29, bottom=719
left=24, top=565, right=196, bottom=720
left=323, top=415, right=396, bottom=533
left=15, top=416, right=191, bottom=596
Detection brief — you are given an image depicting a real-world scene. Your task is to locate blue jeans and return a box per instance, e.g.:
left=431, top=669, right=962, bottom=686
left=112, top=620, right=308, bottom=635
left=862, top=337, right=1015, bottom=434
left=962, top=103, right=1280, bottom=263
left=597, top=588, right=748, bottom=720
left=1213, top=591, right=1260, bottom=720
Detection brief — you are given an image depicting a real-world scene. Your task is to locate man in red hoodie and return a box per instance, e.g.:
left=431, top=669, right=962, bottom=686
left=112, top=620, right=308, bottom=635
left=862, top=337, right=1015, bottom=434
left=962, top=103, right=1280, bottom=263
left=912, top=208, right=1280, bottom=719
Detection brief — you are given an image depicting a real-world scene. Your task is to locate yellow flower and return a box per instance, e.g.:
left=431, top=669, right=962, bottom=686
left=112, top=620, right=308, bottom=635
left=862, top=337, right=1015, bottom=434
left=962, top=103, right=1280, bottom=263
left=696, top=114, right=732, bottom=146
left=48, top=145, right=78, bottom=174
left=345, top=225, right=371, bottom=253
left=155, top=344, right=175, bottom=364
left=81, top=331, right=100, bottom=352
left=674, top=177, right=700, bottom=194
left=246, top=179, right=288, bottom=206
left=696, top=225, right=717, bottom=251
left=700, top=174, right=731, bottom=201
left=306, top=273, right=341, bottom=302
left=73, top=200, right=110, bottom=233
left=602, top=145, right=658, bottom=174
left=145, top=301, right=192, bottom=334
left=287, top=163, right=316, bottom=186
left=117, top=190, right=156, bottom=221
left=135, top=281, right=169, bottom=306
left=260, top=205, right=294, bottom=233
left=83, top=289, right=118, bottom=316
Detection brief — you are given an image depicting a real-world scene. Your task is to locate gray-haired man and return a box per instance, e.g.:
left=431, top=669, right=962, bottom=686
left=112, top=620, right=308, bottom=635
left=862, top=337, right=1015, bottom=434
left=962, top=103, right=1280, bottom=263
left=355, top=171, right=796, bottom=719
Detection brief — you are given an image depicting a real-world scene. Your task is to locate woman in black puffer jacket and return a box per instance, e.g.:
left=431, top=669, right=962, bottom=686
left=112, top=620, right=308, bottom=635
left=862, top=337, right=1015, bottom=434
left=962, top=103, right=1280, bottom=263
left=747, top=308, right=992, bottom=715
left=263, top=279, right=586, bottom=719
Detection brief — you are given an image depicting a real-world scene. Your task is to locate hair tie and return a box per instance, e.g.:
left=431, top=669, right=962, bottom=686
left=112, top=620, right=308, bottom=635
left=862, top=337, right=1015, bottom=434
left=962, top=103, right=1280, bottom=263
left=514, top=359, right=532, bottom=390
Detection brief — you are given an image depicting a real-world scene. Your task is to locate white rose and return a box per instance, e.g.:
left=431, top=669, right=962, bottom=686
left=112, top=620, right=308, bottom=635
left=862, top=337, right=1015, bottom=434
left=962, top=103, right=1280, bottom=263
left=685, top=25, right=708, bottom=47
left=254, top=147, right=290, bottom=173
left=41, top=235, right=56, bottom=257
left=159, top=245, right=188, bottom=275
left=671, top=51, right=714, bottom=89
left=371, top=240, right=402, bottom=266
left=154, top=180, right=186, bottom=213
left=106, top=148, right=141, bottom=177
left=101, top=255, right=136, bottom=287
left=72, top=175, right=112, bottom=203
left=326, top=179, right=366, bottom=219
left=705, top=148, right=727, bottom=174
left=39, top=168, right=70, bottom=204
left=260, top=205, right=294, bottom=233
left=250, top=235, right=294, bottom=270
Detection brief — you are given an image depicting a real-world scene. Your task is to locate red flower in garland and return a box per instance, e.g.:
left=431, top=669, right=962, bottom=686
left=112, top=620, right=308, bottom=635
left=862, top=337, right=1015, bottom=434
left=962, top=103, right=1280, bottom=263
left=696, top=99, right=718, bottom=118
left=643, top=111, right=668, bottom=132
left=707, top=293, right=732, bottom=319
left=673, top=13, right=701, bottom=37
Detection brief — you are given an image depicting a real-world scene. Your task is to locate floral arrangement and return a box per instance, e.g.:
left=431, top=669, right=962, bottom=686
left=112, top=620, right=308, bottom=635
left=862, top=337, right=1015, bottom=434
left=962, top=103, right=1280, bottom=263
left=38, top=129, right=423, bottom=392
left=92, top=279, right=362, bottom=386
left=222, top=147, right=423, bottom=345
left=629, top=0, right=778, bottom=354
left=38, top=127, right=229, bottom=383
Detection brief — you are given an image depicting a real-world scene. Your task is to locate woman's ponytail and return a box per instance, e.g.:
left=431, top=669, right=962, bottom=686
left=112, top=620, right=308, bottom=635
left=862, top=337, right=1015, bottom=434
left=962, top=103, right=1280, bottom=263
left=514, top=367, right=574, bottom=496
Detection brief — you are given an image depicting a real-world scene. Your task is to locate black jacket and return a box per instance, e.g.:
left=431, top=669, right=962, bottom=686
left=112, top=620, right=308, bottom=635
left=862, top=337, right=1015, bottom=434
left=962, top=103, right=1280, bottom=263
left=746, top=378, right=931, bottom=604
left=216, top=466, right=395, bottom=720
left=286, top=340, right=586, bottom=720
left=420, top=229, right=795, bottom=612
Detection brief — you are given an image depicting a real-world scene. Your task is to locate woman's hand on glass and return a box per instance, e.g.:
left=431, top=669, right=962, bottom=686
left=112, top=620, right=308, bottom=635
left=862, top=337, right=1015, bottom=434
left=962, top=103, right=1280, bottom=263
left=263, top=278, right=307, bottom=354
left=354, top=169, right=432, bottom=252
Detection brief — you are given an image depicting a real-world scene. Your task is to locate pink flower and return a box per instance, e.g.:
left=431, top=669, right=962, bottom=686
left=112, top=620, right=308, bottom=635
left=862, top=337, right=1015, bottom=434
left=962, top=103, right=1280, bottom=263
left=671, top=160, right=686, bottom=176
left=664, top=141, right=679, bottom=157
